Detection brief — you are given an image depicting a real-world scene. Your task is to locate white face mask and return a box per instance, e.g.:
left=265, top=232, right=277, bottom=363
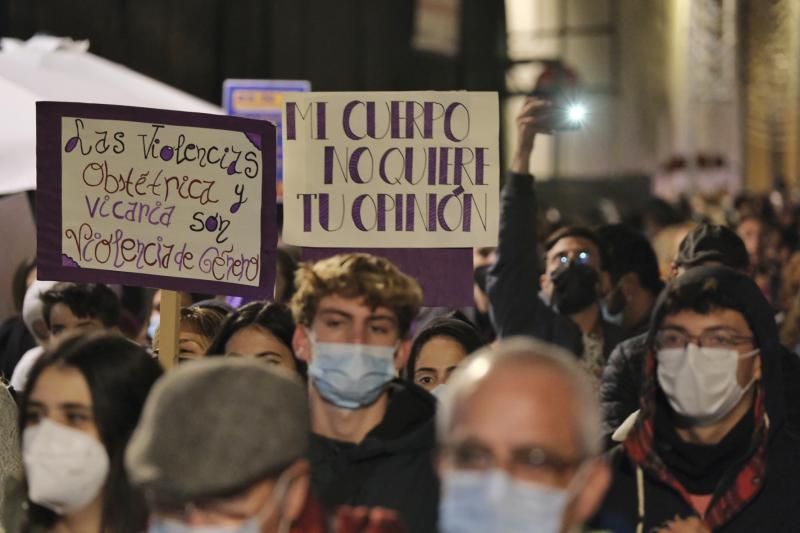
left=439, top=467, right=585, bottom=533
left=657, top=344, right=760, bottom=426
left=23, top=418, right=110, bottom=514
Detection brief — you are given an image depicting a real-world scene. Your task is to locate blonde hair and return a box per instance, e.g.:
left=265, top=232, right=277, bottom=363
left=290, top=253, right=423, bottom=337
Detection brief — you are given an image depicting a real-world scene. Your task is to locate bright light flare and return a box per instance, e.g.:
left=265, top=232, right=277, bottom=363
left=566, top=103, right=588, bottom=124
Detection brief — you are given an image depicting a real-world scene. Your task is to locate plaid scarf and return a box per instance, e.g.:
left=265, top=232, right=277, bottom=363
left=623, top=349, right=769, bottom=530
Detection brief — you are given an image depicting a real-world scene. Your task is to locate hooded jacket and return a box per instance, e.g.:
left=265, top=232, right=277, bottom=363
left=487, top=172, right=625, bottom=358
left=600, top=328, right=800, bottom=448
left=592, top=266, right=800, bottom=532
left=309, top=380, right=439, bottom=533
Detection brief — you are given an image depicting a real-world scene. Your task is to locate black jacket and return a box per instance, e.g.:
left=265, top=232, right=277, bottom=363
left=593, top=266, right=800, bottom=532
left=486, top=172, right=624, bottom=358
left=600, top=333, right=648, bottom=444
left=309, top=380, right=439, bottom=533
left=600, top=332, right=800, bottom=447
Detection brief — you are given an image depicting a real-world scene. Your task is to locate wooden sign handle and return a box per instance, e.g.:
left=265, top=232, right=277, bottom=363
left=158, top=289, right=181, bottom=371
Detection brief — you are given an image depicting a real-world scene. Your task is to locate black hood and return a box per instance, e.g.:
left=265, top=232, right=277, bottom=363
left=646, top=265, right=785, bottom=432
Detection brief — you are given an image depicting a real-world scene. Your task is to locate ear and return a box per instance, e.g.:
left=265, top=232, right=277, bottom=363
left=540, top=273, right=552, bottom=295
left=282, top=460, right=311, bottom=524
left=394, top=339, right=412, bottom=371
left=570, top=458, right=611, bottom=526
left=669, top=261, right=679, bottom=281
left=292, top=327, right=312, bottom=363
left=753, top=351, right=762, bottom=381
left=598, top=270, right=612, bottom=297
left=619, top=272, right=637, bottom=300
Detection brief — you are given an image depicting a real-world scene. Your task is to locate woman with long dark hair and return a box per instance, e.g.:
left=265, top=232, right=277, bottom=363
left=3, top=332, right=162, bottom=533
left=205, top=301, right=304, bottom=375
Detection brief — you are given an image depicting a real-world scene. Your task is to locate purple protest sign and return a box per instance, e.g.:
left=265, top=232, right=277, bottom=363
left=36, top=102, right=277, bottom=297
left=300, top=247, right=474, bottom=307
left=282, top=91, right=499, bottom=307
left=282, top=92, right=499, bottom=249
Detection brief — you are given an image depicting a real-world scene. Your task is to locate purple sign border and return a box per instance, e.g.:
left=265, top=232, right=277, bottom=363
left=36, top=101, right=277, bottom=298
left=300, top=247, right=474, bottom=307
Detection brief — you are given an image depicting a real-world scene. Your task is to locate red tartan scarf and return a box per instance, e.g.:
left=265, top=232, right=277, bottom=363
left=623, top=348, right=769, bottom=530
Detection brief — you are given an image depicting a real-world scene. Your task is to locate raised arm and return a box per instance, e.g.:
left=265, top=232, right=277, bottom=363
left=486, top=99, right=582, bottom=355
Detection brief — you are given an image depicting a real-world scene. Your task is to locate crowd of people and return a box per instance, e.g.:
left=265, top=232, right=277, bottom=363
left=1, top=98, right=800, bottom=532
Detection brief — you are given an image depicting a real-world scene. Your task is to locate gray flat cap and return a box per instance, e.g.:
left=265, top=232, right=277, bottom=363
left=125, top=358, right=309, bottom=504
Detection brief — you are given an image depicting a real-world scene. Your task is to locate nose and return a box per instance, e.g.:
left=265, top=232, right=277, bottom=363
left=351, top=325, right=367, bottom=345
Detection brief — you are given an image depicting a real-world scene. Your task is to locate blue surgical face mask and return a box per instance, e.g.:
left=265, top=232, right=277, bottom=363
left=439, top=469, right=571, bottom=533
left=307, top=333, right=398, bottom=410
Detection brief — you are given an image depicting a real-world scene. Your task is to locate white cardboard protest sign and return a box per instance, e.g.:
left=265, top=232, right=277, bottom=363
left=281, top=91, right=499, bottom=248
left=37, top=102, right=277, bottom=297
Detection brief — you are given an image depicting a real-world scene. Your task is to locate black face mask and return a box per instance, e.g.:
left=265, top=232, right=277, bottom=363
left=551, top=262, right=599, bottom=315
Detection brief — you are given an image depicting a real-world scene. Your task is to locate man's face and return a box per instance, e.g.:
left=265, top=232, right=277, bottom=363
left=152, top=462, right=310, bottom=533
left=48, top=303, right=104, bottom=338
left=541, top=237, right=606, bottom=299
left=293, top=294, right=410, bottom=371
left=439, top=364, right=610, bottom=529
left=659, top=308, right=761, bottom=389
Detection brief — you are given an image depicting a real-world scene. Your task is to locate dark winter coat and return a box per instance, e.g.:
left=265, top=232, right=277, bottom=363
left=592, top=266, right=800, bottom=532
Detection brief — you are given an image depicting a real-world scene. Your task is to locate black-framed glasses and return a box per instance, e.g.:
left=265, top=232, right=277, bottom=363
left=441, top=440, right=584, bottom=483
left=655, top=328, right=755, bottom=350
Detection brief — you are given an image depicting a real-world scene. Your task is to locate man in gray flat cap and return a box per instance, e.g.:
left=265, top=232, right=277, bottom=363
left=126, top=358, right=407, bottom=533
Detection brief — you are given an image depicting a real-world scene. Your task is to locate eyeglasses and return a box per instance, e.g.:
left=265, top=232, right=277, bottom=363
left=654, top=328, right=755, bottom=350
left=441, top=440, right=584, bottom=485
left=557, top=250, right=592, bottom=266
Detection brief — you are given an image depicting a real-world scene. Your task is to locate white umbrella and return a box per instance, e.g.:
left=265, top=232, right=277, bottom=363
left=0, top=35, right=222, bottom=195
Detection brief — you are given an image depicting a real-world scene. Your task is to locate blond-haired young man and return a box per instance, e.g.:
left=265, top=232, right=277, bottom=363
left=291, top=253, right=438, bottom=533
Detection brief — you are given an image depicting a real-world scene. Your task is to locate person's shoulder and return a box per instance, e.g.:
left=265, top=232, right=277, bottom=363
left=621, top=332, right=648, bottom=351
left=608, top=332, right=648, bottom=361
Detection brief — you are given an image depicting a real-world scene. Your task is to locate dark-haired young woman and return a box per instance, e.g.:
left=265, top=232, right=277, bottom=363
left=2, top=332, right=162, bottom=533
left=205, top=301, right=303, bottom=375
